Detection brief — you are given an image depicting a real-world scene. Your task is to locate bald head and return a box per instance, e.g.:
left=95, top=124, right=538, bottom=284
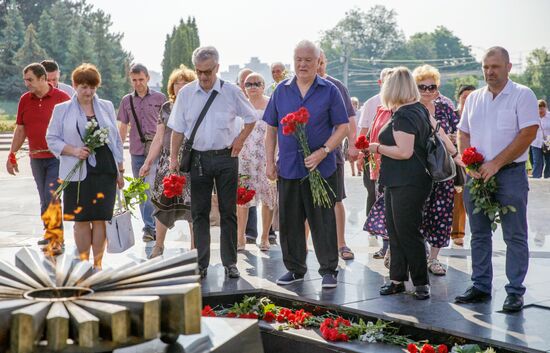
left=238, top=68, right=253, bottom=92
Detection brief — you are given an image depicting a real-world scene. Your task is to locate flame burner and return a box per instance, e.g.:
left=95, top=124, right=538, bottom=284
left=0, top=247, right=201, bottom=353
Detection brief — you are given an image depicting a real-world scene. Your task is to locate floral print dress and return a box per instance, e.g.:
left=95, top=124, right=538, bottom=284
left=238, top=109, right=278, bottom=210
left=364, top=98, right=459, bottom=248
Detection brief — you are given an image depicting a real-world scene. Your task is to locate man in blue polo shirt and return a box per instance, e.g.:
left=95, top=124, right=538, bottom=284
left=264, top=40, right=349, bottom=289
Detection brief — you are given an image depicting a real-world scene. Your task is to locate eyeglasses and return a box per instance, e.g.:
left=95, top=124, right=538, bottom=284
left=245, top=82, right=263, bottom=88
left=417, top=84, right=438, bottom=92
left=195, top=65, right=217, bottom=77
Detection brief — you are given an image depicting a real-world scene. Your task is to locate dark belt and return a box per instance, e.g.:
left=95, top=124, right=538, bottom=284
left=194, top=148, right=232, bottom=156
left=500, top=161, right=525, bottom=171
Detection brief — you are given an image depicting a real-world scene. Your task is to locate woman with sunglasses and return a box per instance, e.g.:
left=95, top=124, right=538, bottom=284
left=413, top=65, right=461, bottom=276
left=236, top=72, right=277, bottom=251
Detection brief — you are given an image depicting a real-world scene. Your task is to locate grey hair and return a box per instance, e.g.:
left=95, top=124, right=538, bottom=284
left=380, top=68, right=392, bottom=82
left=130, top=63, right=149, bottom=77
left=192, top=46, right=219, bottom=66
left=271, top=62, right=285, bottom=70
left=238, top=68, right=253, bottom=82
left=483, top=46, right=510, bottom=64
left=294, top=40, right=320, bottom=58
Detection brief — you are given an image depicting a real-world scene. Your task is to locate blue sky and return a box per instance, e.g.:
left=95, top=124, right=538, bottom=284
left=88, top=0, right=550, bottom=73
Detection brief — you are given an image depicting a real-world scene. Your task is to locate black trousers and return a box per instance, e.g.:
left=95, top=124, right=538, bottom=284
left=384, top=179, right=432, bottom=286
left=191, top=151, right=238, bottom=269
left=278, top=173, right=338, bottom=276
left=363, top=163, right=376, bottom=217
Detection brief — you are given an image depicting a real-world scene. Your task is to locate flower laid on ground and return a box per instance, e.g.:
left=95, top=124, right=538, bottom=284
left=237, top=174, right=256, bottom=205
left=122, top=176, right=149, bottom=212
left=281, top=107, right=334, bottom=208
left=54, top=119, right=109, bottom=203
left=462, top=147, right=515, bottom=231
left=201, top=305, right=216, bottom=317
left=449, top=344, right=496, bottom=353
left=162, top=174, right=186, bottom=198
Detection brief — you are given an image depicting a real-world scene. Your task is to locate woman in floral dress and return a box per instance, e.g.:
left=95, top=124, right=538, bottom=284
left=413, top=65, right=460, bottom=276
left=139, top=65, right=197, bottom=259
left=237, top=72, right=278, bottom=251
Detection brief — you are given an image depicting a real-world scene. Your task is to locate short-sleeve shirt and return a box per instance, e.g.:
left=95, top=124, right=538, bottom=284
left=325, top=75, right=354, bottom=165
left=263, top=75, right=349, bottom=179
left=358, top=93, right=381, bottom=130
left=458, top=80, right=539, bottom=162
left=117, top=88, right=166, bottom=156
left=57, top=82, right=76, bottom=97
left=167, top=78, right=257, bottom=151
left=16, top=85, right=70, bottom=159
left=378, top=102, right=431, bottom=187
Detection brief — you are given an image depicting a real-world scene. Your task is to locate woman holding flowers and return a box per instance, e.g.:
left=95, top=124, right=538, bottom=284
left=139, top=65, right=196, bottom=259
left=366, top=67, right=434, bottom=300
left=47, top=63, right=124, bottom=269
left=236, top=72, right=277, bottom=252
left=413, top=65, right=461, bottom=276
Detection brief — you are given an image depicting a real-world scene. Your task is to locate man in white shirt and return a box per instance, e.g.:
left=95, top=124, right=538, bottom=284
left=530, top=100, right=550, bottom=178
left=455, top=47, right=539, bottom=312
left=168, top=46, right=257, bottom=279
left=40, top=60, right=76, bottom=97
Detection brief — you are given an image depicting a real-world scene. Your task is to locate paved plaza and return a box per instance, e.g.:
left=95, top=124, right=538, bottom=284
left=1, top=149, right=550, bottom=352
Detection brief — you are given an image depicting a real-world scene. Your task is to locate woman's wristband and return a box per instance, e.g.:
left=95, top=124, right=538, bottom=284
left=451, top=151, right=458, bottom=158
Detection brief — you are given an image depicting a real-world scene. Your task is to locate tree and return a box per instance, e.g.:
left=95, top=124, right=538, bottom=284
left=161, top=17, right=200, bottom=93
left=15, top=24, right=48, bottom=67
left=0, top=1, right=25, bottom=98
left=66, top=20, right=97, bottom=72
left=0, top=0, right=57, bottom=28
left=522, top=48, right=550, bottom=99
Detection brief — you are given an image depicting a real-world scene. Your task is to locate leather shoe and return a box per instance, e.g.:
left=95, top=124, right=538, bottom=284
left=455, top=286, right=491, bottom=303
left=199, top=267, right=208, bottom=279
left=502, top=294, right=523, bottom=312
left=225, top=265, right=240, bottom=278
left=380, top=282, right=405, bottom=295
left=413, top=285, right=430, bottom=300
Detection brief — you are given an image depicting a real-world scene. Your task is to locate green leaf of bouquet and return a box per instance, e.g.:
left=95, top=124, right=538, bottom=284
left=508, top=205, right=516, bottom=212
left=473, top=207, right=481, bottom=214
left=491, top=223, right=497, bottom=231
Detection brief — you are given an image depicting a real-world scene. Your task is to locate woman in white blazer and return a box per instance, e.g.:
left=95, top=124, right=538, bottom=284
left=46, top=63, right=124, bottom=269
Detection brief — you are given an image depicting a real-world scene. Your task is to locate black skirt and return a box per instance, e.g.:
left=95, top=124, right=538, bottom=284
left=63, top=144, right=117, bottom=222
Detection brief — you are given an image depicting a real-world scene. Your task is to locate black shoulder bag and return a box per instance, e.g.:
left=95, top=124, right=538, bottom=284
left=414, top=112, right=457, bottom=182
left=129, top=95, right=154, bottom=156
left=179, top=80, right=224, bottom=173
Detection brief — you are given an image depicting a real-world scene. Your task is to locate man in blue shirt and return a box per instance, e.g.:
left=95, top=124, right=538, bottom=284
left=264, top=40, right=349, bottom=289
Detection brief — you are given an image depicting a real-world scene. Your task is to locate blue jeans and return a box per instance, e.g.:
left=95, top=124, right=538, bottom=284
left=30, top=157, right=60, bottom=216
left=463, top=163, right=529, bottom=295
left=531, top=146, right=550, bottom=178
left=131, top=154, right=156, bottom=233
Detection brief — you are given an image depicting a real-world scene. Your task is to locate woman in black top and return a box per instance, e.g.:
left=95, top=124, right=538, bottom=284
left=367, top=67, right=433, bottom=300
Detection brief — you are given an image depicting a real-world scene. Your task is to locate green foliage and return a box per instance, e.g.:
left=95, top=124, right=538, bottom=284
left=122, top=176, right=149, bottom=212
left=14, top=24, right=48, bottom=68
left=522, top=47, right=550, bottom=100
left=0, top=1, right=26, bottom=98
left=439, top=75, right=480, bottom=103
left=161, top=17, right=200, bottom=94
left=0, top=120, right=16, bottom=132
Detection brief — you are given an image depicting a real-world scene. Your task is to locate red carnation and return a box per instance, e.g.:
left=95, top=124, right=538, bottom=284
left=420, top=344, right=435, bottom=353
left=461, top=147, right=484, bottom=167
left=226, top=312, right=237, bottom=318
left=236, top=186, right=256, bottom=205
left=201, top=305, right=216, bottom=317
left=408, top=343, right=419, bottom=353
left=263, top=311, right=276, bottom=322
left=282, top=124, right=296, bottom=135
left=163, top=174, right=186, bottom=198
left=354, top=135, right=370, bottom=150
left=437, top=345, right=448, bottom=353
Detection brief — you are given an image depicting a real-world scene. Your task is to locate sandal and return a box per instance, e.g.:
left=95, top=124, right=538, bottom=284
left=428, top=259, right=446, bottom=276
left=148, top=245, right=164, bottom=259
left=338, top=246, right=355, bottom=260
left=373, top=248, right=386, bottom=259
left=384, top=249, right=391, bottom=269
left=259, top=242, right=270, bottom=251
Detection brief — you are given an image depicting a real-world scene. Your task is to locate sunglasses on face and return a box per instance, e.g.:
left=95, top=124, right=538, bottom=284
left=245, top=82, right=263, bottom=88
left=417, top=84, right=438, bottom=92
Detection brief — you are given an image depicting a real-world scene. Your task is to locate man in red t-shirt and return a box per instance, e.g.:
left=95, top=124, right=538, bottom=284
left=6, top=63, right=70, bottom=243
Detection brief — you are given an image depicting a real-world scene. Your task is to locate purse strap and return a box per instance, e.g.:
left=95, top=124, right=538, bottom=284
left=129, top=95, right=147, bottom=143
left=114, top=188, right=128, bottom=213
left=184, top=80, right=224, bottom=150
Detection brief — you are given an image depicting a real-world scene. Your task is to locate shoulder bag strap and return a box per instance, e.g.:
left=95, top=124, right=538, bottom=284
left=129, top=95, right=146, bottom=143
left=185, top=80, right=225, bottom=148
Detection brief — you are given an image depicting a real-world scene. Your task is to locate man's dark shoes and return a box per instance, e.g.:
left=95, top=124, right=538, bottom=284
left=455, top=286, right=491, bottom=303
left=268, top=237, right=278, bottom=245
left=199, top=267, right=208, bottom=279
left=224, top=265, right=240, bottom=279
left=276, top=272, right=304, bottom=285
left=413, top=285, right=430, bottom=300
left=380, top=282, right=405, bottom=295
left=245, top=237, right=256, bottom=244
left=502, top=294, right=524, bottom=312
left=321, top=274, right=338, bottom=289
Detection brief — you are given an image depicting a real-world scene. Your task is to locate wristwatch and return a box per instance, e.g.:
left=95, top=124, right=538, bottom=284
left=322, top=145, right=330, bottom=154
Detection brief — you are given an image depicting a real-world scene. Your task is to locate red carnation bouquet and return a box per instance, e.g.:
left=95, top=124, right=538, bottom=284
left=462, top=147, right=516, bottom=231
left=281, top=107, right=334, bottom=208
left=354, top=135, right=375, bottom=171
left=407, top=343, right=448, bottom=353
left=162, top=174, right=186, bottom=198
left=237, top=175, right=256, bottom=205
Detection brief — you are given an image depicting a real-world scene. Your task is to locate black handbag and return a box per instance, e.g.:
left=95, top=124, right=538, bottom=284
left=415, top=117, right=457, bottom=182
left=454, top=165, right=467, bottom=186
left=540, top=121, right=550, bottom=155
left=179, top=80, right=224, bottom=173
